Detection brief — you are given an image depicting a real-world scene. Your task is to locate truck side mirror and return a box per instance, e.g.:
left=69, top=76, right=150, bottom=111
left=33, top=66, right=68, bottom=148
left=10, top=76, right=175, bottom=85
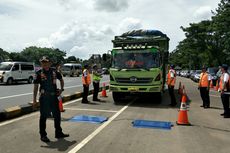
left=102, top=54, right=107, bottom=61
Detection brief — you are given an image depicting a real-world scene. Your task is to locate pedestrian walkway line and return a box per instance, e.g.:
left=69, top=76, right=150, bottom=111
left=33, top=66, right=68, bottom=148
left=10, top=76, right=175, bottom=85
left=64, top=108, right=118, bottom=113
left=68, top=100, right=135, bottom=153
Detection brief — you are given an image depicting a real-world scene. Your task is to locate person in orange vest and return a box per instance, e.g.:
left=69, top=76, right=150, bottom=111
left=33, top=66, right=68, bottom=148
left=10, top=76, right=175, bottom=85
left=219, top=64, right=230, bottom=118
left=82, top=64, right=91, bottom=103
left=198, top=66, right=211, bottom=108
left=167, top=64, right=177, bottom=106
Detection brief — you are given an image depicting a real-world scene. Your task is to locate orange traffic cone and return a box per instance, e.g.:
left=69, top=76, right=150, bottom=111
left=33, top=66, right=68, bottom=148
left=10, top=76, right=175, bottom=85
left=101, top=83, right=107, bottom=97
left=58, top=96, right=65, bottom=112
left=176, top=93, right=191, bottom=125
left=215, top=81, right=219, bottom=91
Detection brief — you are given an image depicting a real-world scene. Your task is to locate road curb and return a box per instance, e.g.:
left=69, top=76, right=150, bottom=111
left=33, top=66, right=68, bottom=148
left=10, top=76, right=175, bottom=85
left=0, top=85, right=109, bottom=122
left=4, top=106, right=21, bottom=119
left=0, top=110, right=6, bottom=122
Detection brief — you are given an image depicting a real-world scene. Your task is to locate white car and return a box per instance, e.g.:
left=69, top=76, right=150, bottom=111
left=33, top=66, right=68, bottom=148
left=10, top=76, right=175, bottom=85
left=194, top=70, right=202, bottom=82
left=0, top=62, right=35, bottom=84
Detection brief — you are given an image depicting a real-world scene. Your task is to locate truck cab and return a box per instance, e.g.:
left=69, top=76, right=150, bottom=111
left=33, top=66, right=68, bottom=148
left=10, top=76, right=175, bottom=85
left=109, top=29, right=169, bottom=103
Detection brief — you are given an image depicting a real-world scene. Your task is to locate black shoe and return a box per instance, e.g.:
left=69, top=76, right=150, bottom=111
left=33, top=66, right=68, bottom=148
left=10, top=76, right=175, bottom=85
left=200, top=105, right=204, bottom=107
left=224, top=115, right=230, bottom=118
left=220, top=113, right=225, bottom=116
left=82, top=101, right=89, bottom=104
left=55, top=133, right=69, bottom=139
left=41, top=136, right=50, bottom=142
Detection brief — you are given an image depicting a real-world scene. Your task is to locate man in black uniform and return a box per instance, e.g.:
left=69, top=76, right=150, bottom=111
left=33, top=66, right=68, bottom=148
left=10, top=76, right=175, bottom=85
left=33, top=56, right=69, bottom=142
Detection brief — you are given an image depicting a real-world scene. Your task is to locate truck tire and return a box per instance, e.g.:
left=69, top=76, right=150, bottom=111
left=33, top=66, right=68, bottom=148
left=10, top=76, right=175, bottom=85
left=155, top=92, right=162, bottom=103
left=112, top=92, right=124, bottom=104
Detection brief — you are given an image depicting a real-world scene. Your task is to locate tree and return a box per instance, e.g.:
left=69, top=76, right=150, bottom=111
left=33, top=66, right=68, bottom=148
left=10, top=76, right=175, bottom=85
left=212, top=0, right=230, bottom=64
left=0, top=48, right=10, bottom=62
left=20, top=46, right=66, bottom=65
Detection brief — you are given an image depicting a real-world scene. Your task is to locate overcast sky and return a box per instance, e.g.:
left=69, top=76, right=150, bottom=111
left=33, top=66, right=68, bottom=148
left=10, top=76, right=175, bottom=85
left=0, top=0, right=219, bottom=59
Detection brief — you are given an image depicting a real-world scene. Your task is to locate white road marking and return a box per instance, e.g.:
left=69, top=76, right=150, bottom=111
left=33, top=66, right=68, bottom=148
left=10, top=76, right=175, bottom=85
left=0, top=93, right=33, bottom=100
left=64, top=108, right=118, bottom=113
left=68, top=101, right=134, bottom=153
left=0, top=112, right=39, bottom=127
left=0, top=81, right=109, bottom=100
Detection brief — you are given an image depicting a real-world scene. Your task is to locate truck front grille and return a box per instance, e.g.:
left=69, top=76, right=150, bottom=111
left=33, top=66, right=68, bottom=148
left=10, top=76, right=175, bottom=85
left=115, top=77, right=153, bottom=84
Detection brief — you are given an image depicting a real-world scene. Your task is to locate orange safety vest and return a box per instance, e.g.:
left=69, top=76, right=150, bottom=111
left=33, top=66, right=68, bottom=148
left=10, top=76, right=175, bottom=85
left=199, top=72, right=209, bottom=87
left=167, top=69, right=176, bottom=86
left=219, top=73, right=229, bottom=91
left=82, top=69, right=91, bottom=85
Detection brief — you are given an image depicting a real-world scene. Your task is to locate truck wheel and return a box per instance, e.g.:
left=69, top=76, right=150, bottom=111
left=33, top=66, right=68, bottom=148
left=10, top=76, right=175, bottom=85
left=112, top=92, right=122, bottom=104
left=155, top=92, right=162, bottom=103
left=7, top=78, right=13, bottom=85
left=112, top=92, right=128, bottom=104
left=28, top=76, right=33, bottom=84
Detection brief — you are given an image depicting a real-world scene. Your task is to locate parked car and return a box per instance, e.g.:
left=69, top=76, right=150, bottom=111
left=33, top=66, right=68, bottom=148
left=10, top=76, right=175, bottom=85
left=0, top=62, right=35, bottom=84
left=207, top=67, right=219, bottom=86
left=189, top=70, right=196, bottom=80
left=181, top=70, right=189, bottom=77
left=193, top=70, right=202, bottom=82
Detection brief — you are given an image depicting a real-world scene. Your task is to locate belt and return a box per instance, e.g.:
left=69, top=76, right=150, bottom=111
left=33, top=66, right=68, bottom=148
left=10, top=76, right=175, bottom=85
left=40, top=92, right=56, bottom=96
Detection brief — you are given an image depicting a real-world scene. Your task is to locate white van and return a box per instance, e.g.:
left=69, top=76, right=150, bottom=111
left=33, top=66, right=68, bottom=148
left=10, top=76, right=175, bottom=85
left=62, top=63, right=82, bottom=77
left=0, top=62, right=35, bottom=84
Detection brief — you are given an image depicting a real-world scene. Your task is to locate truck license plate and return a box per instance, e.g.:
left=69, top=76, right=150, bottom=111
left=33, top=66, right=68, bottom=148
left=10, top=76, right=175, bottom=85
left=128, top=87, right=138, bottom=92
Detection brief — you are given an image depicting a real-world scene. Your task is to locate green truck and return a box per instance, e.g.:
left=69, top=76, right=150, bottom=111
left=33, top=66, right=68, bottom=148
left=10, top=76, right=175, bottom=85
left=109, top=29, right=170, bottom=103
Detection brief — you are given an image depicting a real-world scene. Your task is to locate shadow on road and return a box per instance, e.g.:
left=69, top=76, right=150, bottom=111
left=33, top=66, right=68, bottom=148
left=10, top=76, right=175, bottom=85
left=193, top=124, right=230, bottom=133
left=41, top=139, right=77, bottom=152
left=114, top=89, right=182, bottom=109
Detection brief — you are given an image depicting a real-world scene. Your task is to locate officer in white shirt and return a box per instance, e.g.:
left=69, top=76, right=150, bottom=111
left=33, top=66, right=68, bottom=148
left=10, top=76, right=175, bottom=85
left=220, top=64, right=230, bottom=118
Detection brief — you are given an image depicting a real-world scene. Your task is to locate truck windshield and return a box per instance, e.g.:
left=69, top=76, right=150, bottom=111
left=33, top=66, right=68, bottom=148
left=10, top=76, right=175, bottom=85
left=112, top=50, right=160, bottom=69
left=0, top=63, right=13, bottom=71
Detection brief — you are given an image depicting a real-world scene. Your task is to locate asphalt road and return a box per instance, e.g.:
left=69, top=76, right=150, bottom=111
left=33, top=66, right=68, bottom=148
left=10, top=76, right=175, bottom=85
left=0, top=77, right=230, bottom=153
left=0, top=75, right=109, bottom=110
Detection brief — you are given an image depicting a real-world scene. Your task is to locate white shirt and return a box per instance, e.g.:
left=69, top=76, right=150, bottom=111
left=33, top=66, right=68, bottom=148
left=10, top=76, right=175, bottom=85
left=83, top=69, right=88, bottom=77
left=223, top=73, right=229, bottom=83
left=208, top=74, right=212, bottom=81
left=170, top=69, right=175, bottom=78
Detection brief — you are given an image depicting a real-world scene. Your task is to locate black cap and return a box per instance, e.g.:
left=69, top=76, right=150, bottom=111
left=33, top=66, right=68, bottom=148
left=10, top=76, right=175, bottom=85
left=39, top=56, right=50, bottom=63
left=170, top=64, right=175, bottom=68
left=202, top=66, right=207, bottom=70
left=84, top=64, right=89, bottom=68
left=221, top=64, right=228, bottom=71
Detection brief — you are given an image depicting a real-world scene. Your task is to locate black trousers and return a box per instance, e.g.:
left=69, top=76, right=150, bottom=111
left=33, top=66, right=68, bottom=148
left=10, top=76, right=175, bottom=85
left=93, top=82, right=100, bottom=100
left=199, top=87, right=210, bottom=107
left=82, top=85, right=89, bottom=102
left=168, top=85, right=176, bottom=105
left=221, top=93, right=230, bottom=115
left=39, top=95, right=62, bottom=137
